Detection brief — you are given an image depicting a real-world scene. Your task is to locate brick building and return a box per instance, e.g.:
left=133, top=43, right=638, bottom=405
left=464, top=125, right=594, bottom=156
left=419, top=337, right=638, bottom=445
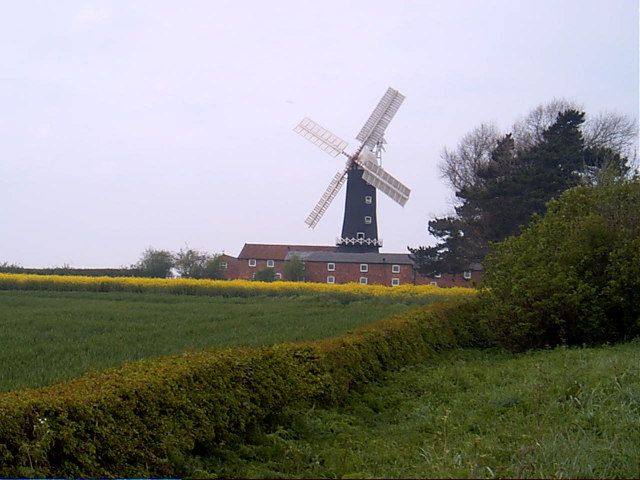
left=221, top=243, right=482, bottom=287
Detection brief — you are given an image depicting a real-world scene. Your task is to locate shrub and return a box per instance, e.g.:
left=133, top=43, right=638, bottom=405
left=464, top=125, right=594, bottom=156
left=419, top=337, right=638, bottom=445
left=481, top=181, right=640, bottom=351
left=254, top=267, right=276, bottom=282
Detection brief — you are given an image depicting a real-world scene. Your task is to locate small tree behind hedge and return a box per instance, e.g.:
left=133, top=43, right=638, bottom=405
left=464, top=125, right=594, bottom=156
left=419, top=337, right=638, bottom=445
left=254, top=267, right=276, bottom=282
left=283, top=255, right=305, bottom=281
left=481, top=181, right=640, bottom=351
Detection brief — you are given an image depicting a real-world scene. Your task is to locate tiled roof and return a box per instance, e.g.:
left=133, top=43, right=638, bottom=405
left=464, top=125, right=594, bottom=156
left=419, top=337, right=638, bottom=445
left=237, top=243, right=337, bottom=260
left=285, top=251, right=414, bottom=265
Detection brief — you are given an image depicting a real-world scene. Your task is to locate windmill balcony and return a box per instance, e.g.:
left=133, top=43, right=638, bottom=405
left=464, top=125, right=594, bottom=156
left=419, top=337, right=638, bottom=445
left=336, top=237, right=383, bottom=247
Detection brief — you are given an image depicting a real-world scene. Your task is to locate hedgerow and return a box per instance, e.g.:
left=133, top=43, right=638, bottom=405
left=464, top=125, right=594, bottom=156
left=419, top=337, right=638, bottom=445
left=481, top=181, right=640, bottom=351
left=0, top=299, right=488, bottom=478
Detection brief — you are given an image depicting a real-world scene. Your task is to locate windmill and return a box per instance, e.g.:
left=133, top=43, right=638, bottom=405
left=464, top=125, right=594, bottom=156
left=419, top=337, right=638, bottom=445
left=294, top=87, right=410, bottom=253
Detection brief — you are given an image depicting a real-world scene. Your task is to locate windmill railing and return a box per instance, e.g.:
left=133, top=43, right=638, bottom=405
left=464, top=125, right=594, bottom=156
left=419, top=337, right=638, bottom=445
left=336, top=237, right=383, bottom=247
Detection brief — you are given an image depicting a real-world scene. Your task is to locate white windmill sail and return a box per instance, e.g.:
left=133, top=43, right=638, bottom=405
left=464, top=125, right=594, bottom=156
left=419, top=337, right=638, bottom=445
left=294, top=118, right=348, bottom=157
left=305, top=162, right=350, bottom=228
left=356, top=150, right=410, bottom=206
left=356, top=88, right=405, bottom=149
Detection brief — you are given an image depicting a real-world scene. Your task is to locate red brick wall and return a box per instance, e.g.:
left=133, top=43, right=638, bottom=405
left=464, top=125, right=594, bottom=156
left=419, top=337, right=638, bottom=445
left=221, top=256, right=482, bottom=287
left=224, top=258, right=288, bottom=281
left=304, top=261, right=412, bottom=286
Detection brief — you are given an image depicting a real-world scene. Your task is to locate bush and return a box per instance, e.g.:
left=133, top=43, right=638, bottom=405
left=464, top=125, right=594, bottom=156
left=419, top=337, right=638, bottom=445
left=254, top=268, right=276, bottom=282
left=481, top=181, right=640, bottom=351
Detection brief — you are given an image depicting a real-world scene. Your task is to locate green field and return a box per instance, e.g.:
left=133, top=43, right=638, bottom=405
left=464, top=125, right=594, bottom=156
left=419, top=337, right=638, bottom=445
left=0, top=290, right=415, bottom=392
left=207, top=341, right=640, bottom=479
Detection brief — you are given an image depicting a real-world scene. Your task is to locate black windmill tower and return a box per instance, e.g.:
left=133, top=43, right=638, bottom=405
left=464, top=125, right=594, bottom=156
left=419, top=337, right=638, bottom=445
left=294, top=87, right=411, bottom=252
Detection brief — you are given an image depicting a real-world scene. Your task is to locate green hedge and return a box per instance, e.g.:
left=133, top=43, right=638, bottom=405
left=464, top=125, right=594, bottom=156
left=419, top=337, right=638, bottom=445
left=0, top=299, right=488, bottom=478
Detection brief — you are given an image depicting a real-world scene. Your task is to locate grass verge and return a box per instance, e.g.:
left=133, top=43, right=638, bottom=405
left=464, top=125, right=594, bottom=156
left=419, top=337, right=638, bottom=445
left=208, top=341, right=640, bottom=478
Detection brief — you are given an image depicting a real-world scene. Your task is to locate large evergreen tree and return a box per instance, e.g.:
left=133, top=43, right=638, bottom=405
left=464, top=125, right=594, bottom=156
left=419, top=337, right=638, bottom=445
left=410, top=108, right=633, bottom=275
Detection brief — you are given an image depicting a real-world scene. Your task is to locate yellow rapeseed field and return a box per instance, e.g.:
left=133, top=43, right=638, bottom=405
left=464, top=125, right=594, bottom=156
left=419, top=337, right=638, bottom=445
left=0, top=273, right=475, bottom=300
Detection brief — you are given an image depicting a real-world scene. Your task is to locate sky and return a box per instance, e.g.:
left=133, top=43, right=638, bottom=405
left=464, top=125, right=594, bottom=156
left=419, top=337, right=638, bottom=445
left=1, top=0, right=638, bottom=267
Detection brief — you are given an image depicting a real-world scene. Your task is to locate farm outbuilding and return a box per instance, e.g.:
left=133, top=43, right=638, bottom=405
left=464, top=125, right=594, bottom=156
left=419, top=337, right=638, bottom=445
left=221, top=243, right=482, bottom=287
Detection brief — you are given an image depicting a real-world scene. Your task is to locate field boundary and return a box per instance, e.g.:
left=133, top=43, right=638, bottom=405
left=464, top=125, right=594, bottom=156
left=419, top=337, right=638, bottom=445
left=0, top=299, right=486, bottom=478
left=0, top=273, right=474, bottom=302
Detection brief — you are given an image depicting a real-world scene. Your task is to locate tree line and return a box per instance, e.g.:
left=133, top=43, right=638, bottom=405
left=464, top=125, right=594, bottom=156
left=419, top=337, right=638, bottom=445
left=410, top=99, right=637, bottom=276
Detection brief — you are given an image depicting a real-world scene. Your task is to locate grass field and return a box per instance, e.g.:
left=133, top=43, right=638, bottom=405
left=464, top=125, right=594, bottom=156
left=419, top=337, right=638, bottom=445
left=206, top=341, right=640, bottom=479
left=0, top=290, right=417, bottom=392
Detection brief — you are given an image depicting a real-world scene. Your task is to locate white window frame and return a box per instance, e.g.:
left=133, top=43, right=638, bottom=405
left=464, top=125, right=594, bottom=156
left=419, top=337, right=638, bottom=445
left=266, top=259, right=275, bottom=268
left=364, top=216, right=372, bottom=224
left=220, top=261, right=228, bottom=269
left=391, top=278, right=400, bottom=286
left=430, top=281, right=438, bottom=286
left=364, top=195, right=372, bottom=204
left=327, top=262, right=335, bottom=271
left=275, top=272, right=282, bottom=280
left=356, top=232, right=365, bottom=240
left=463, top=270, right=472, bottom=280
left=359, top=277, right=368, bottom=284
left=391, top=264, right=400, bottom=273
left=248, top=259, right=256, bottom=267
left=360, top=263, right=368, bottom=273
left=434, top=272, right=442, bottom=278
left=327, top=275, right=335, bottom=284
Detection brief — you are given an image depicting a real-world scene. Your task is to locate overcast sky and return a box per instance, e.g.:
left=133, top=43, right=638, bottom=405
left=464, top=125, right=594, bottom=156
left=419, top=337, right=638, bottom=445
left=1, top=0, right=638, bottom=267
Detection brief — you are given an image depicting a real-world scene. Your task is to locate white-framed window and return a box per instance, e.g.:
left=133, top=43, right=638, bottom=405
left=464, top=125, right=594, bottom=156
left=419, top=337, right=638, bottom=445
left=248, top=259, right=256, bottom=267
left=267, top=259, right=275, bottom=268
left=391, top=264, right=400, bottom=273
left=251, top=272, right=256, bottom=279
left=365, top=195, right=372, bottom=204
left=327, top=262, right=335, bottom=271
left=327, top=275, right=335, bottom=284
left=434, top=272, right=442, bottom=278
left=275, top=272, right=282, bottom=280
left=364, top=216, right=372, bottom=224
left=430, top=281, right=438, bottom=286
left=463, top=270, right=472, bottom=280
left=357, top=232, right=365, bottom=240
left=360, top=263, right=368, bottom=272
left=391, top=278, right=400, bottom=286
left=359, top=277, right=368, bottom=284
left=220, top=261, right=228, bottom=269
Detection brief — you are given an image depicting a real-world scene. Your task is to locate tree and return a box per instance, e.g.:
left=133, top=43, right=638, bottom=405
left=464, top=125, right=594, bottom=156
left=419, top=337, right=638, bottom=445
left=411, top=102, right=637, bottom=275
left=480, top=181, right=640, bottom=351
left=134, top=248, right=174, bottom=278
left=254, top=267, right=276, bottom=282
left=283, top=255, right=305, bottom=281
left=174, top=247, right=207, bottom=279
left=439, top=122, right=501, bottom=191
left=202, top=255, right=225, bottom=280
left=174, top=248, right=225, bottom=279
